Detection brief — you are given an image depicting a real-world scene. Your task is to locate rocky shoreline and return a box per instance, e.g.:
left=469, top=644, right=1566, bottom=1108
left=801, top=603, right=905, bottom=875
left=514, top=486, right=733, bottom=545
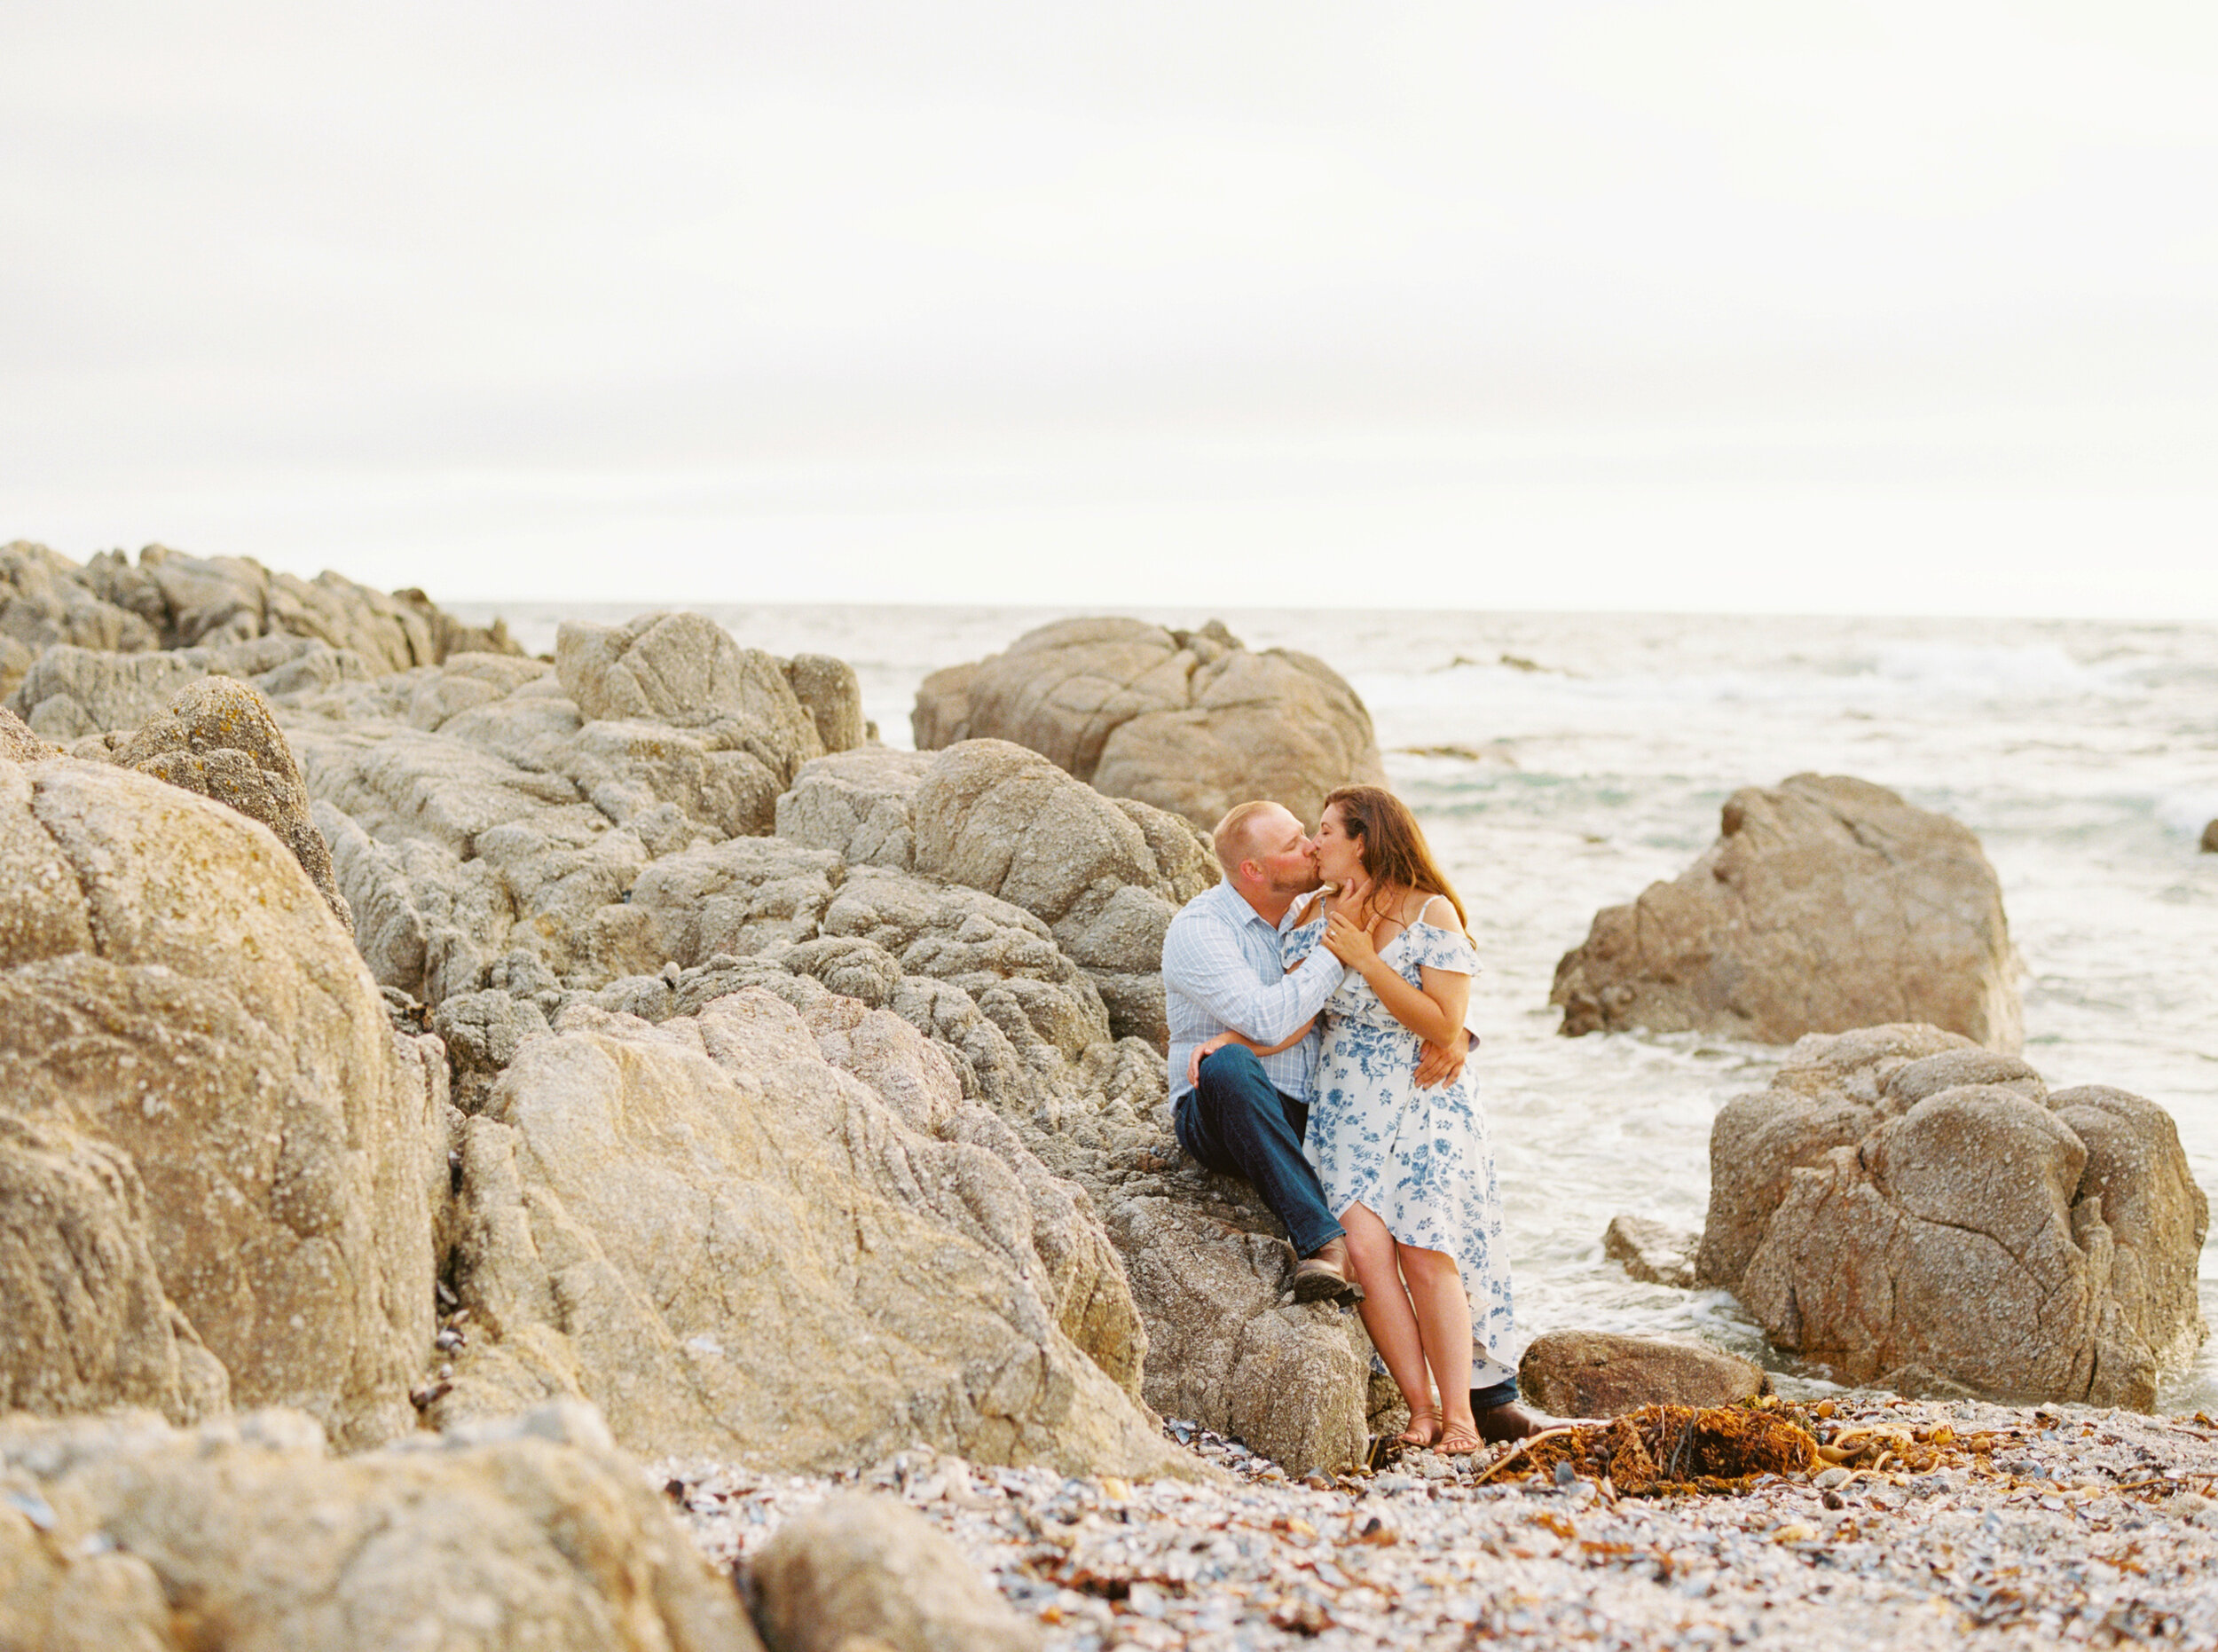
left=3, top=541, right=2213, bottom=1649
left=661, top=1394, right=2218, bottom=1649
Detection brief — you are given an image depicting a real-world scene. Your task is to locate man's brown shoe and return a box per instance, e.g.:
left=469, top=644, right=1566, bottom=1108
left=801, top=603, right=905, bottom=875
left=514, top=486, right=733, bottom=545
left=1471, top=1401, right=1558, bottom=1443
left=1293, top=1238, right=1364, bottom=1306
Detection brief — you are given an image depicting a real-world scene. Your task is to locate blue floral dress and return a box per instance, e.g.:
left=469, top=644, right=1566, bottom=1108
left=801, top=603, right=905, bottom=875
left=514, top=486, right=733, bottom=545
left=1285, top=899, right=1517, bottom=1358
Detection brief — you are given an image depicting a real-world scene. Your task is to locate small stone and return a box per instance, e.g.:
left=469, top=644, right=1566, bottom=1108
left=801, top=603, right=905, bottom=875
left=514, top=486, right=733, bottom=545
left=3, top=1489, right=56, bottom=1530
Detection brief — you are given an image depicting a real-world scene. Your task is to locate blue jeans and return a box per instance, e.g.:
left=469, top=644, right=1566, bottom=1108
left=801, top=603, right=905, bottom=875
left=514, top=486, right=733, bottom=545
left=1474, top=1374, right=1520, bottom=1412
left=1174, top=1045, right=1343, bottom=1260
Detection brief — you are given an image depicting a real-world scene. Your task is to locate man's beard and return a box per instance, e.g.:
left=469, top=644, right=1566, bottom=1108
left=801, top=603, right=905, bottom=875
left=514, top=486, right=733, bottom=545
left=1270, top=861, right=1325, bottom=896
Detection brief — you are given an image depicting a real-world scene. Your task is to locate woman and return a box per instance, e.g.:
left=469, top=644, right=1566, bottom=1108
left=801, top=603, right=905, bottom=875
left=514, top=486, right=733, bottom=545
left=1288, top=785, right=1515, bottom=1453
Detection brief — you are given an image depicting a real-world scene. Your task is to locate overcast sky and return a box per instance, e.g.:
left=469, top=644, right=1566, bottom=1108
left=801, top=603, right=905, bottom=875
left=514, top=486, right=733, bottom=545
left=4, top=2, right=2215, bottom=614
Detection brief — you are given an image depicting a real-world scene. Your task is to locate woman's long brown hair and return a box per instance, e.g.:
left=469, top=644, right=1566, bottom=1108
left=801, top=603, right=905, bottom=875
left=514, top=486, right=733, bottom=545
left=1322, top=784, right=1471, bottom=940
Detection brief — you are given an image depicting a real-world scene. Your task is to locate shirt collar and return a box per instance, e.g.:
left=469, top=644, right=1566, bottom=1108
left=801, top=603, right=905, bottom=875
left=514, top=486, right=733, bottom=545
left=1204, top=878, right=1303, bottom=936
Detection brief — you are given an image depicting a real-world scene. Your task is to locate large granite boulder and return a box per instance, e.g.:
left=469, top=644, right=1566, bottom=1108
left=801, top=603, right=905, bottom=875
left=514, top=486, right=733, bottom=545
left=435, top=987, right=1181, bottom=1477
left=1552, top=775, right=2022, bottom=1050
left=1698, top=1024, right=2208, bottom=1408
left=1100, top=1190, right=1372, bottom=1475
left=0, top=758, right=449, bottom=1447
left=911, top=617, right=1385, bottom=830
left=116, top=674, right=351, bottom=931
left=909, top=739, right=1215, bottom=1048
left=0, top=1404, right=761, bottom=1652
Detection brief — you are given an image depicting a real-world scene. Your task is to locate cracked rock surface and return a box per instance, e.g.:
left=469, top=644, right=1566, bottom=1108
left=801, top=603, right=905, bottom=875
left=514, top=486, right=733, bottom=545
left=0, top=756, right=448, bottom=1448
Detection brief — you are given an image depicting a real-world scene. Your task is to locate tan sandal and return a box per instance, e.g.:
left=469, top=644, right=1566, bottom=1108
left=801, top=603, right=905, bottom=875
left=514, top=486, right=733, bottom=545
left=1396, top=1406, right=1443, bottom=1449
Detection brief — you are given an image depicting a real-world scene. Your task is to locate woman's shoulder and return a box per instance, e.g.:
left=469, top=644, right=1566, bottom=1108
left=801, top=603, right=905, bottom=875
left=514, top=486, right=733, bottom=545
left=1286, top=891, right=1329, bottom=932
left=1400, top=888, right=1457, bottom=928
left=1402, top=891, right=1478, bottom=968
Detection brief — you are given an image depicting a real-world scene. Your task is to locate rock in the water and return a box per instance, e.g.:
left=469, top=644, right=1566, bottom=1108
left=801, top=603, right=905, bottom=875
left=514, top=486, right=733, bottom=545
left=1601, top=1214, right=1699, bottom=1288
left=1518, top=1331, right=1768, bottom=1419
left=0, top=758, right=448, bottom=1447
left=118, top=673, right=352, bottom=931
left=437, top=987, right=1180, bottom=1476
left=1551, top=774, right=2022, bottom=1050
left=751, top=1492, right=1039, bottom=1652
left=1698, top=1024, right=2208, bottom=1408
left=910, top=617, right=1386, bottom=831
left=2202, top=817, right=2217, bottom=853
left=0, top=1404, right=762, bottom=1652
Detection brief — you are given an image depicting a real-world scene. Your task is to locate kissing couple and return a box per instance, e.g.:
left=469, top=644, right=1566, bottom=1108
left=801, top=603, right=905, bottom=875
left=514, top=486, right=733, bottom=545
left=1161, top=785, right=1551, bottom=1453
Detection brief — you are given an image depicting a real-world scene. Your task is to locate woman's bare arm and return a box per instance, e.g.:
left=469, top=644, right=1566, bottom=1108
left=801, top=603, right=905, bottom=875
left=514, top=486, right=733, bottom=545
left=1318, top=895, right=1469, bottom=1046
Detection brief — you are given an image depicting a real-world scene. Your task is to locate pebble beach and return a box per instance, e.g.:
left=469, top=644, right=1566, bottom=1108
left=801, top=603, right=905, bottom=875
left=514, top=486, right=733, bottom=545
left=662, top=1395, right=2218, bottom=1649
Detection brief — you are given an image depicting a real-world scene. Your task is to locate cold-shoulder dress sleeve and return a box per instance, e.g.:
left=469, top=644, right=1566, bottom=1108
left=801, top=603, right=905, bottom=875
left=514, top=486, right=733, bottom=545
left=1399, top=898, right=1479, bottom=979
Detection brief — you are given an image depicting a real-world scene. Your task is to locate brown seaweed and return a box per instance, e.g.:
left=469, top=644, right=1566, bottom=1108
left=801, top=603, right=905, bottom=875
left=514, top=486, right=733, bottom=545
left=1481, top=1403, right=1821, bottom=1495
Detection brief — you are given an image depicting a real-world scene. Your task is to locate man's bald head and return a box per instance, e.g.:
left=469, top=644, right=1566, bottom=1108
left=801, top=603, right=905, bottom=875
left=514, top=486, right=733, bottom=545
left=1213, top=800, right=1299, bottom=877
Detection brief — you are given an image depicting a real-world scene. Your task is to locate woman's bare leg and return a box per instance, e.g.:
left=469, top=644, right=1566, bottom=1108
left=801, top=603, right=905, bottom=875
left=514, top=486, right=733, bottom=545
left=1397, top=1245, right=1476, bottom=1441
left=1339, top=1203, right=1435, bottom=1439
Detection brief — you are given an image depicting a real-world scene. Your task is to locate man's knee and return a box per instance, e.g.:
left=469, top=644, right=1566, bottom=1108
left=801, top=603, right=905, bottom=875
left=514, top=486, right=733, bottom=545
left=1194, top=1042, right=1269, bottom=1098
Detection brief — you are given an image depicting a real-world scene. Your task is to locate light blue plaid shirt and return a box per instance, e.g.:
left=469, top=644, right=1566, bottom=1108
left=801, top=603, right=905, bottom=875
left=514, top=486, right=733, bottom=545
left=1161, top=882, right=1347, bottom=1102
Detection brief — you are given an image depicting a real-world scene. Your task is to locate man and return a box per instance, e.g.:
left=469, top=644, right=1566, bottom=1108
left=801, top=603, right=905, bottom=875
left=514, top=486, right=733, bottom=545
left=1160, top=798, right=1548, bottom=1441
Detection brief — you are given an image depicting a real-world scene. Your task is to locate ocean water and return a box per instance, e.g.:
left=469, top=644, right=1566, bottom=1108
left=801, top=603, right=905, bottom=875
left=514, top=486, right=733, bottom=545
left=468, top=602, right=2218, bottom=1411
